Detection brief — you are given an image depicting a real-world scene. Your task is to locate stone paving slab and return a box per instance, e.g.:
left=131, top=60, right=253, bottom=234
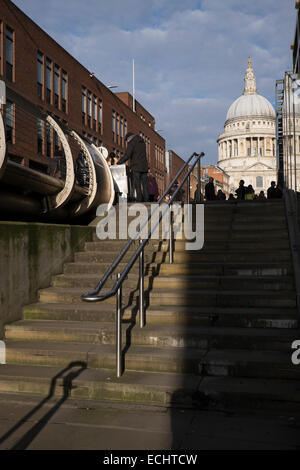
left=0, top=393, right=300, bottom=450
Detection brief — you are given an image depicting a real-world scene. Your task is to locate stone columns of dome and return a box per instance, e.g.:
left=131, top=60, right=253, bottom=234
left=243, top=138, right=247, bottom=157
left=264, top=137, right=266, bottom=156
left=227, top=140, right=229, bottom=158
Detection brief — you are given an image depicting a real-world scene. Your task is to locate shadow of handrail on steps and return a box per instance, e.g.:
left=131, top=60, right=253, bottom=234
left=0, top=361, right=87, bottom=450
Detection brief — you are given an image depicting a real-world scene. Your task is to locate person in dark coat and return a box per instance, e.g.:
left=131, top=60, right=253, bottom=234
left=193, top=184, right=203, bottom=203
left=267, top=181, right=277, bottom=199
left=267, top=181, right=282, bottom=199
left=217, top=189, right=226, bottom=200
left=235, top=180, right=246, bottom=200
left=117, top=133, right=149, bottom=202
left=205, top=177, right=216, bottom=201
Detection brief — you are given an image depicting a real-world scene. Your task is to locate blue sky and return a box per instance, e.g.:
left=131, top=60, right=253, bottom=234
left=13, top=0, right=296, bottom=164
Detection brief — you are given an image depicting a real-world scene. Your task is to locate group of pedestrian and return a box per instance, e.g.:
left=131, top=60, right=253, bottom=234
left=202, top=177, right=283, bottom=202
left=203, top=177, right=227, bottom=201
left=107, top=133, right=284, bottom=204
left=109, top=132, right=159, bottom=202
left=233, top=179, right=282, bottom=201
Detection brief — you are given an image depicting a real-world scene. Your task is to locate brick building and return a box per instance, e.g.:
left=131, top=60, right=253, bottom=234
left=0, top=0, right=165, bottom=191
left=201, top=165, right=230, bottom=197
left=165, top=150, right=189, bottom=201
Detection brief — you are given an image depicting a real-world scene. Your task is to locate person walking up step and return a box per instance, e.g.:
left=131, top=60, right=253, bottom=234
left=117, top=132, right=149, bottom=202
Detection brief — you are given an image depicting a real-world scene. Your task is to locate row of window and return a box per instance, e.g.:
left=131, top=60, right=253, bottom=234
left=227, top=121, right=275, bottom=130
left=37, top=52, right=68, bottom=112
left=82, top=130, right=102, bottom=148
left=112, top=110, right=127, bottom=144
left=37, top=117, right=67, bottom=158
left=0, top=22, right=14, bottom=82
left=5, top=100, right=13, bottom=142
left=139, top=132, right=151, bottom=159
left=4, top=99, right=64, bottom=160
left=82, top=87, right=102, bottom=133
left=155, top=144, right=164, bottom=167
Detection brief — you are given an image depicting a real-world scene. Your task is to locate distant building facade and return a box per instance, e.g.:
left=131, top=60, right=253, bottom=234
left=217, top=58, right=277, bottom=195
left=202, top=166, right=230, bottom=197
left=165, top=150, right=189, bottom=201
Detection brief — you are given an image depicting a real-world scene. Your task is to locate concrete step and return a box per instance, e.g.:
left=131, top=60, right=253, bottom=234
left=5, top=341, right=299, bottom=380
left=5, top=340, right=206, bottom=374
left=23, top=303, right=299, bottom=328
left=91, top=229, right=290, bottom=242
left=0, top=364, right=299, bottom=411
left=86, top=239, right=290, bottom=252
left=0, top=364, right=201, bottom=407
left=5, top=320, right=297, bottom=352
left=157, top=262, right=293, bottom=277
left=64, top=261, right=160, bottom=276
left=52, top=273, right=295, bottom=292
left=198, top=376, right=300, bottom=411
left=63, top=261, right=293, bottom=277
left=74, top=250, right=291, bottom=264
left=37, top=287, right=296, bottom=308
left=199, top=349, right=300, bottom=381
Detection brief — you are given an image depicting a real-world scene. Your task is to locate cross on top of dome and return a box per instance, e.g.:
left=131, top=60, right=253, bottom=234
left=243, top=56, right=257, bottom=95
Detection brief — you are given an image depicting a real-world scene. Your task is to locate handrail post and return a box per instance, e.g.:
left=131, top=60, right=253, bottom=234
left=197, top=157, right=201, bottom=202
left=169, top=204, right=173, bottom=264
left=139, top=240, right=145, bottom=328
left=116, top=273, right=122, bottom=378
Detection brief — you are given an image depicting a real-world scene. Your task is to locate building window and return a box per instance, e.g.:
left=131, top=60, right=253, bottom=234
left=82, top=87, right=86, bottom=125
left=46, top=121, right=52, bottom=157
left=87, top=91, right=92, bottom=127
left=62, top=71, right=67, bottom=112
left=5, top=100, right=14, bottom=143
left=54, top=131, right=59, bottom=154
left=256, top=176, right=263, bottom=188
left=46, top=58, right=52, bottom=104
left=120, top=117, right=123, bottom=142
left=124, top=119, right=127, bottom=138
left=6, top=26, right=14, bottom=82
left=98, top=100, right=102, bottom=133
left=37, top=51, right=43, bottom=99
left=116, top=113, right=119, bottom=137
left=37, top=118, right=43, bottom=154
left=93, top=96, right=97, bottom=131
left=112, top=111, right=116, bottom=139
left=54, top=64, right=60, bottom=108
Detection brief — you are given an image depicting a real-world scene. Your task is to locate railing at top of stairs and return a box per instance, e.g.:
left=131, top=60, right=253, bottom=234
left=81, top=151, right=205, bottom=377
left=277, top=72, right=300, bottom=314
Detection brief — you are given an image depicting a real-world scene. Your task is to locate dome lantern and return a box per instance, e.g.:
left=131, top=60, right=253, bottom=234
left=225, top=58, right=275, bottom=122
left=243, top=56, right=257, bottom=95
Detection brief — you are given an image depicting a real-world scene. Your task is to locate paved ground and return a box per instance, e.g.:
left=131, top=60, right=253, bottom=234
left=0, top=393, right=300, bottom=450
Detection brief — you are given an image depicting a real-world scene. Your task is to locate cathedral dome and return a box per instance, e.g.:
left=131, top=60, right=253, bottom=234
left=226, top=93, right=275, bottom=121
left=225, top=57, right=275, bottom=122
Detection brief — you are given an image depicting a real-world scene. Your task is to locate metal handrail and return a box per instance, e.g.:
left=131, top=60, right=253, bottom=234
left=82, top=151, right=204, bottom=376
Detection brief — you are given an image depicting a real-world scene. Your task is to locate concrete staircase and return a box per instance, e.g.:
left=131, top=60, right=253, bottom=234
left=1, top=200, right=300, bottom=411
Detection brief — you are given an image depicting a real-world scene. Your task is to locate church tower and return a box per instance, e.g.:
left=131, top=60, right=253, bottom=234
left=217, top=58, right=277, bottom=194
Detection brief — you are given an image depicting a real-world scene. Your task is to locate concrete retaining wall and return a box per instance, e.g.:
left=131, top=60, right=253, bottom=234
left=0, top=222, right=94, bottom=338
